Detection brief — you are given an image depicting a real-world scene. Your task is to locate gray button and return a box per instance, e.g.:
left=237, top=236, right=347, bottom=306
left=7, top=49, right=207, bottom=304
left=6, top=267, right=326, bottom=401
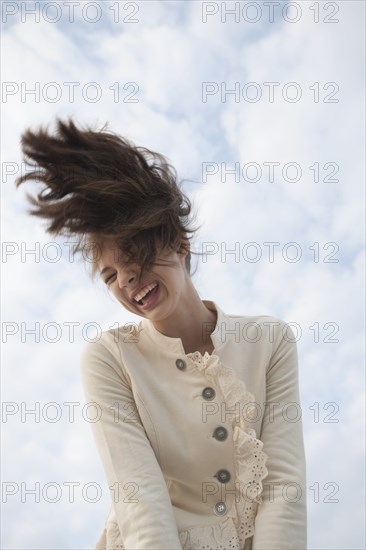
left=213, top=426, right=228, bottom=441
left=202, top=387, right=216, bottom=400
left=214, top=501, right=227, bottom=516
left=215, top=469, right=231, bottom=483
left=175, top=359, right=186, bottom=370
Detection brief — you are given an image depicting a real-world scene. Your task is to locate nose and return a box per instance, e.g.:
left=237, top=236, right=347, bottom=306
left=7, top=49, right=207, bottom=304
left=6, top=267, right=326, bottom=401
left=117, top=265, right=138, bottom=289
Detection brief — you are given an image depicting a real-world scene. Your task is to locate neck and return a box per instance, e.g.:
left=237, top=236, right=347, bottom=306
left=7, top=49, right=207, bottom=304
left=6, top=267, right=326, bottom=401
left=152, top=287, right=218, bottom=355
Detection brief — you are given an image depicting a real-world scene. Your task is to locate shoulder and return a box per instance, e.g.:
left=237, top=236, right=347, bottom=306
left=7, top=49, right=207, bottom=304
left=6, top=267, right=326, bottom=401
left=80, top=322, right=141, bottom=353
left=223, top=312, right=298, bottom=347
left=79, top=323, right=142, bottom=380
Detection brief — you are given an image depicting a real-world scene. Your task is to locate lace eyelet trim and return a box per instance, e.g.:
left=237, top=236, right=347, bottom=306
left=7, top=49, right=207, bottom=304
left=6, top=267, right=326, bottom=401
left=185, top=350, right=269, bottom=548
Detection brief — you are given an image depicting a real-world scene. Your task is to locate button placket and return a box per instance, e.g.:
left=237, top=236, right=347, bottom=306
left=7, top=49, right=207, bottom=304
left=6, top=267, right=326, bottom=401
left=214, top=501, right=227, bottom=516
left=175, top=358, right=186, bottom=370
left=213, top=426, right=228, bottom=441
left=202, top=386, right=216, bottom=400
left=214, top=469, right=231, bottom=484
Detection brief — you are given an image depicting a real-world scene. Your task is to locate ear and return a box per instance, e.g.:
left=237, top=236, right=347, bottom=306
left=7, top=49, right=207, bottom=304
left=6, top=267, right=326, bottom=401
left=178, top=237, right=190, bottom=257
left=178, top=238, right=191, bottom=273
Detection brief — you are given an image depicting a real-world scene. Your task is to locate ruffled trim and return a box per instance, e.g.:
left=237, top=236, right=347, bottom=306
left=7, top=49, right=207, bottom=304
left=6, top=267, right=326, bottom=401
left=185, top=351, right=269, bottom=548
left=178, top=516, right=241, bottom=549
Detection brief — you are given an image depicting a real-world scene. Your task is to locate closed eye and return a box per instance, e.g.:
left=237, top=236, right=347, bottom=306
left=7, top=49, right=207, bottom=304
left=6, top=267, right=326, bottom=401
left=105, top=275, right=116, bottom=285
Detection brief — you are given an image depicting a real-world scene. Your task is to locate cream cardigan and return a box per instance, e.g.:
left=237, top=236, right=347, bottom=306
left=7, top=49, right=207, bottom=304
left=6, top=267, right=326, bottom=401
left=80, top=299, right=307, bottom=549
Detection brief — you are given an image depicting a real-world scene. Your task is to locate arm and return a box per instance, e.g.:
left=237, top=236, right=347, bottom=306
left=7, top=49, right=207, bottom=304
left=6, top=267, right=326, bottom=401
left=252, top=320, right=307, bottom=549
left=79, top=331, right=183, bottom=550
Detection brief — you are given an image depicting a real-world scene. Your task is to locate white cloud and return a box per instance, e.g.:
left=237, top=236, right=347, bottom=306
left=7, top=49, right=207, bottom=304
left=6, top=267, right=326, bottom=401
left=2, top=1, right=365, bottom=548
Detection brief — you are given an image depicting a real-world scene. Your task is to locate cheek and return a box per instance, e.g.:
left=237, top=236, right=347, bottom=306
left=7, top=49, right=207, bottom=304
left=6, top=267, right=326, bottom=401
left=111, top=289, right=130, bottom=308
left=117, top=298, right=135, bottom=313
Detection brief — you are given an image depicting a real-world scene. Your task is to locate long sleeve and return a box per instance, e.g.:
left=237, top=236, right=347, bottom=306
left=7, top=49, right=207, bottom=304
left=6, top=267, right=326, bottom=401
left=252, top=321, right=307, bottom=549
left=79, top=332, right=183, bottom=550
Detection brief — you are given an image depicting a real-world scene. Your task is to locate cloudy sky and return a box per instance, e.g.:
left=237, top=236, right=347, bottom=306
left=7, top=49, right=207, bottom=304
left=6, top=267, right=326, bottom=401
left=1, top=1, right=365, bottom=548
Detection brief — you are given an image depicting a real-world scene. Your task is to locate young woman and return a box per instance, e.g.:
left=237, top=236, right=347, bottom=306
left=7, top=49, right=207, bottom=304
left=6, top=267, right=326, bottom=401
left=15, top=118, right=307, bottom=550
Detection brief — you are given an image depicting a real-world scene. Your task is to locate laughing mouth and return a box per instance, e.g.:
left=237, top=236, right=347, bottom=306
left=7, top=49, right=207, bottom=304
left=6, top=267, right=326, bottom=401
left=133, top=281, right=159, bottom=305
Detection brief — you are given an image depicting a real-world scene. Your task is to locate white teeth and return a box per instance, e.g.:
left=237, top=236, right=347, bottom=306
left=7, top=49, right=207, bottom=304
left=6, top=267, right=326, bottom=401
left=134, top=282, right=158, bottom=303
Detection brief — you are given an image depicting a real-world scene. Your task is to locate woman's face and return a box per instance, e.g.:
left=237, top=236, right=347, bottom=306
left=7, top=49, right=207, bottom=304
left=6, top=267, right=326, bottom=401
left=97, top=240, right=189, bottom=321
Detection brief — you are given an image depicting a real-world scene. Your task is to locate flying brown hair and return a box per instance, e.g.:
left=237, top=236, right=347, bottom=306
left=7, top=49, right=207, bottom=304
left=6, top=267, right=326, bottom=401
left=15, top=117, right=201, bottom=286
